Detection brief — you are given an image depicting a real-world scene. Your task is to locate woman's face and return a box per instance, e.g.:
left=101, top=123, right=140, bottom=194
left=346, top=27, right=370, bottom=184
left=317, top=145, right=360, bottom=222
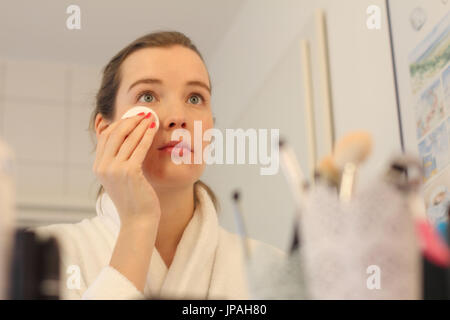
left=110, top=45, right=213, bottom=190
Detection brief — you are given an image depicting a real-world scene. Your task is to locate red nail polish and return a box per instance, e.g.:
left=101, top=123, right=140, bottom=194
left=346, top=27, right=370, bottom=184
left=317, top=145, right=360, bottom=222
left=144, top=112, right=151, bottom=119
left=137, top=112, right=145, bottom=116
left=149, top=122, right=156, bottom=128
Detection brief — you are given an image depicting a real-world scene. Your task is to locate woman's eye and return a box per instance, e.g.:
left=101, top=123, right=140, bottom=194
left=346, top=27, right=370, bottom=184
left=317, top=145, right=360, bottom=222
left=138, top=93, right=154, bottom=103
left=188, top=94, right=203, bottom=105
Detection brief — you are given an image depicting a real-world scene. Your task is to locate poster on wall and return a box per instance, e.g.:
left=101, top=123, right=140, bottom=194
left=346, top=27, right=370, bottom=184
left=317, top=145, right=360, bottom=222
left=388, top=0, right=450, bottom=226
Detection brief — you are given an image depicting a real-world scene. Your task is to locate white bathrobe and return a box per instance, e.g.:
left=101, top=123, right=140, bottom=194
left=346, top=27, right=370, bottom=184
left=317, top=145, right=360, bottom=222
left=32, top=183, right=284, bottom=300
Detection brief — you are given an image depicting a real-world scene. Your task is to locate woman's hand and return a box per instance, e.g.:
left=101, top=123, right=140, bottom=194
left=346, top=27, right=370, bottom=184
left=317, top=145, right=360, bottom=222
left=93, top=112, right=161, bottom=227
left=92, top=112, right=160, bottom=293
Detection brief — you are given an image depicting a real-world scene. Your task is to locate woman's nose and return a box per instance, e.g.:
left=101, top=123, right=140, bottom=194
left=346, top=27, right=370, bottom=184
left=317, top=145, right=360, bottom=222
left=161, top=110, right=187, bottom=130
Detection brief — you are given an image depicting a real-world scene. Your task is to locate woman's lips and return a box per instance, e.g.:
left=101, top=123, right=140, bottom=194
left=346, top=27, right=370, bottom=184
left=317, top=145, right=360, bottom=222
left=159, top=144, right=192, bottom=155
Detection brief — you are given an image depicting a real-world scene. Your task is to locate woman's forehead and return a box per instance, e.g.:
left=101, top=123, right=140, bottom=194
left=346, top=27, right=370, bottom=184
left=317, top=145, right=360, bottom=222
left=120, top=46, right=209, bottom=86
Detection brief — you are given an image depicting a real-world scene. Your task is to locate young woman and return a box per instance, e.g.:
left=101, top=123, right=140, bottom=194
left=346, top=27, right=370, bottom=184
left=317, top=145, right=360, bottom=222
left=34, top=31, right=283, bottom=300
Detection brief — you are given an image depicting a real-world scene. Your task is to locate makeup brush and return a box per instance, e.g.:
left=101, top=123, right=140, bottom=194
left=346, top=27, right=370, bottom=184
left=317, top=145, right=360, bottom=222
left=231, top=190, right=251, bottom=260
left=245, top=139, right=311, bottom=299
left=278, top=139, right=309, bottom=212
left=383, top=154, right=422, bottom=194
left=314, top=154, right=340, bottom=190
left=383, top=154, right=425, bottom=221
left=384, top=154, right=450, bottom=267
left=278, top=138, right=310, bottom=253
left=333, top=131, right=373, bottom=202
left=447, top=206, right=450, bottom=299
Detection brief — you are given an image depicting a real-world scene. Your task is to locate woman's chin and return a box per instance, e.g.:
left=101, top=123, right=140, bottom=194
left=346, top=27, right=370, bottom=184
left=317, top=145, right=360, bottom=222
left=148, top=164, right=202, bottom=187
left=143, top=152, right=205, bottom=186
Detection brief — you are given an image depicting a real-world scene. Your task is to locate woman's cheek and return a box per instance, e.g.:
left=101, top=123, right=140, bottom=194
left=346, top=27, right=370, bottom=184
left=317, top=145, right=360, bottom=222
left=201, top=126, right=213, bottom=152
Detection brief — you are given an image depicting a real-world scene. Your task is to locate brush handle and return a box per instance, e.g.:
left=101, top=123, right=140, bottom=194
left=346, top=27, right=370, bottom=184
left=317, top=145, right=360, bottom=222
left=280, top=144, right=307, bottom=210
left=316, top=8, right=335, bottom=154
left=300, top=39, right=317, bottom=182
left=339, top=162, right=357, bottom=202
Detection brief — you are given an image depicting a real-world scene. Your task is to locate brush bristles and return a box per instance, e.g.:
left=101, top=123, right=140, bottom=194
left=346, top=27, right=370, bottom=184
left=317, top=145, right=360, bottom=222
left=316, top=155, right=340, bottom=186
left=333, top=131, right=373, bottom=168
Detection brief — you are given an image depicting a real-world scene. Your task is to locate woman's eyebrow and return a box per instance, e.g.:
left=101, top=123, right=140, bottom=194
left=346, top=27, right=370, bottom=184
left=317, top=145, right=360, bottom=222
left=128, top=78, right=211, bottom=94
left=186, top=80, right=211, bottom=94
left=128, top=78, right=162, bottom=92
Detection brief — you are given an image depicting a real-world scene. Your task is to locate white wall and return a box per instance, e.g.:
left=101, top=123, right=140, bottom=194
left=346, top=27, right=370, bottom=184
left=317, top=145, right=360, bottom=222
left=204, top=0, right=401, bottom=251
left=0, top=58, right=101, bottom=227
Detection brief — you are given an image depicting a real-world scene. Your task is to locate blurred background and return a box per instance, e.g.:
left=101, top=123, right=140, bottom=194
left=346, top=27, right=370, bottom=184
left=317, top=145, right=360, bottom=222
left=0, top=0, right=448, bottom=252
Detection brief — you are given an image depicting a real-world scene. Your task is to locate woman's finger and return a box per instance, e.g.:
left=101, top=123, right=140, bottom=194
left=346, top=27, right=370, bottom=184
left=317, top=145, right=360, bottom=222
left=102, top=114, right=147, bottom=161
left=129, top=117, right=159, bottom=165
left=116, top=115, right=153, bottom=161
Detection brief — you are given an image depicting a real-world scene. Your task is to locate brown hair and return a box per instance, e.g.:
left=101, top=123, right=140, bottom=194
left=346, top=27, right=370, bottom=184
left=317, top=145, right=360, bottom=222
left=88, top=30, right=219, bottom=212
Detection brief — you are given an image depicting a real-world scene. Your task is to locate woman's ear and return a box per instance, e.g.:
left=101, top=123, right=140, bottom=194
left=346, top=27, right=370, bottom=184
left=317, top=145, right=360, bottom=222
left=94, top=113, right=111, bottom=138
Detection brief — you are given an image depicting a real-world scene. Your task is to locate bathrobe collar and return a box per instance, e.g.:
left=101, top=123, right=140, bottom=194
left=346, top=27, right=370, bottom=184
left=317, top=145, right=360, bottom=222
left=95, top=183, right=219, bottom=299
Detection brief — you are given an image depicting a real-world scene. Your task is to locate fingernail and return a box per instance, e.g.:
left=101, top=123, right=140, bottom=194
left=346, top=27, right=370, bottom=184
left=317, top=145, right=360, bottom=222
left=149, top=122, right=156, bottom=129
left=137, top=112, right=145, bottom=116
left=144, top=112, right=151, bottom=119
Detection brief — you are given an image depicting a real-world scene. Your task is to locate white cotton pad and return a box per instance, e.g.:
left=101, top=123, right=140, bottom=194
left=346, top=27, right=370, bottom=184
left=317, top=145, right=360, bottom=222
left=121, top=106, right=160, bottom=130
